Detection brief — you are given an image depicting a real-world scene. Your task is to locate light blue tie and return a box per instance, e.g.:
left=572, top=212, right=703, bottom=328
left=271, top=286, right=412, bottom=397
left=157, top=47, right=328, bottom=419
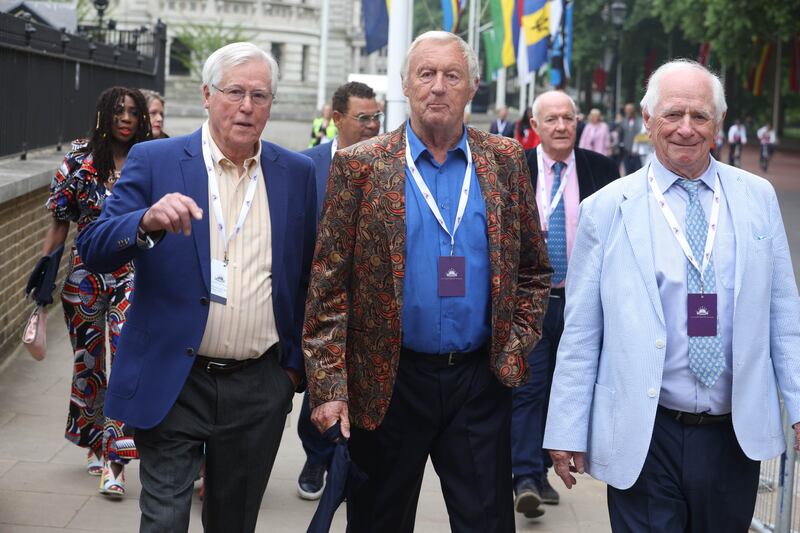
left=676, top=178, right=724, bottom=387
left=548, top=161, right=568, bottom=284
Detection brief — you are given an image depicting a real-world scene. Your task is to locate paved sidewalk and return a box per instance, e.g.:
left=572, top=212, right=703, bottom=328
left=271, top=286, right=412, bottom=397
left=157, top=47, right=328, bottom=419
left=0, top=318, right=610, bottom=532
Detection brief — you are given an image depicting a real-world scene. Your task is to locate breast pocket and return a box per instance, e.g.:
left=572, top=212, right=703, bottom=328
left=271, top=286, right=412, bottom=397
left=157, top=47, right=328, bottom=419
left=715, top=232, right=735, bottom=289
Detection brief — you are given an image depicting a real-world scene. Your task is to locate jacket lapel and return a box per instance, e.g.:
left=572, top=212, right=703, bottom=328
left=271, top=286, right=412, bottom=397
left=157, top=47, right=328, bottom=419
left=262, top=142, right=287, bottom=294
left=180, top=130, right=211, bottom=293
left=574, top=148, right=597, bottom=201
left=381, top=126, right=409, bottom=309
left=619, top=171, right=665, bottom=325
left=468, top=128, right=502, bottom=320
left=718, top=170, right=748, bottom=304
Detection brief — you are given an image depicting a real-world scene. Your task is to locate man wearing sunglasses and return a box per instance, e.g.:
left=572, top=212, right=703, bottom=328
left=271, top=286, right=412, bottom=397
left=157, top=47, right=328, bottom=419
left=295, top=81, right=381, bottom=501
left=301, top=82, right=382, bottom=217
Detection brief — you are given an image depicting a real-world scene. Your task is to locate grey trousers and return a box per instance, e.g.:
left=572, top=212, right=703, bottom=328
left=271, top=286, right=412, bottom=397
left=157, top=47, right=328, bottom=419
left=135, top=349, right=294, bottom=533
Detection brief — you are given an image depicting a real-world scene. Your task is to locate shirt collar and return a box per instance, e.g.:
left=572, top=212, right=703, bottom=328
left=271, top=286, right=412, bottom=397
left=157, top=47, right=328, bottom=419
left=651, top=155, right=717, bottom=194
left=541, top=148, right=575, bottom=172
left=406, top=120, right=468, bottom=164
left=204, top=120, right=262, bottom=172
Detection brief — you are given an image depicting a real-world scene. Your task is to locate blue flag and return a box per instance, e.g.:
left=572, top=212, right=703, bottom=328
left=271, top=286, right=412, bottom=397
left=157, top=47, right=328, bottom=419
left=364, top=0, right=389, bottom=54
left=519, top=0, right=549, bottom=73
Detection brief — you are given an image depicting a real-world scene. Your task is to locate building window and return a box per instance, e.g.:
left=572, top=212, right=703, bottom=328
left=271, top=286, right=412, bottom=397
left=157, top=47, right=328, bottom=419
left=301, top=45, right=309, bottom=82
left=170, top=37, right=190, bottom=76
left=271, top=42, right=284, bottom=75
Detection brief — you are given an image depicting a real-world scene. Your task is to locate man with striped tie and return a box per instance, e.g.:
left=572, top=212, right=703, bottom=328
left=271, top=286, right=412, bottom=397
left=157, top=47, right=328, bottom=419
left=511, top=90, right=619, bottom=519
left=544, top=60, right=800, bottom=532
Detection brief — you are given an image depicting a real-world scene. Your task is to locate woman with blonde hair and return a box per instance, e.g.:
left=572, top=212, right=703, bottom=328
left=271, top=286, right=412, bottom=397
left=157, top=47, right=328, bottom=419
left=140, top=89, right=168, bottom=139
left=578, top=108, right=611, bottom=156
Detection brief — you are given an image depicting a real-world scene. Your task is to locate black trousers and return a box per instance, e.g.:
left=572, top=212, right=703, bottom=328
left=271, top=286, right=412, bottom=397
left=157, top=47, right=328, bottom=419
left=346, top=350, right=514, bottom=533
left=607, top=408, right=760, bottom=533
left=134, top=348, right=294, bottom=533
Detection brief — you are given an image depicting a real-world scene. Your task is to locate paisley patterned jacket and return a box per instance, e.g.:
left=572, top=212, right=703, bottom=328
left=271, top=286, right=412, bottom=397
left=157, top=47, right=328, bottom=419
left=303, top=124, right=552, bottom=430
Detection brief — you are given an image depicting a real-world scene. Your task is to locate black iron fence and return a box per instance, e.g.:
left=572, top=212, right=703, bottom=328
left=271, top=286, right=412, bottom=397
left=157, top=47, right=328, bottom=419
left=0, top=12, right=167, bottom=158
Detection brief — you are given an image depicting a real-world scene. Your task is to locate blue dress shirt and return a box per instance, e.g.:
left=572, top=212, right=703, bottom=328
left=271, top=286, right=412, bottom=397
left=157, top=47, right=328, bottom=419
left=402, top=122, right=491, bottom=354
left=649, top=156, right=736, bottom=414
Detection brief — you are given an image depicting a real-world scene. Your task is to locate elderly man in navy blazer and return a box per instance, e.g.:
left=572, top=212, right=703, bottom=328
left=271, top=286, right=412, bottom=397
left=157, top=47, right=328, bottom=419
left=77, top=42, right=317, bottom=533
left=544, top=59, right=800, bottom=532
left=295, top=81, right=381, bottom=500
left=511, top=90, right=619, bottom=520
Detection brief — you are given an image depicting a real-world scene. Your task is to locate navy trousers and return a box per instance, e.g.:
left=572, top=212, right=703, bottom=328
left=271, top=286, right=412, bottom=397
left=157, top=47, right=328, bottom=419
left=511, top=295, right=564, bottom=489
left=607, top=408, right=760, bottom=533
left=346, top=349, right=515, bottom=533
left=298, top=391, right=335, bottom=466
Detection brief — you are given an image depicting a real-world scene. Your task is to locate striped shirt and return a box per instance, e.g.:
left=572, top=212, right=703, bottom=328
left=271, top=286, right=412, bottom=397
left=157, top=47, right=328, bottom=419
left=197, top=124, right=279, bottom=359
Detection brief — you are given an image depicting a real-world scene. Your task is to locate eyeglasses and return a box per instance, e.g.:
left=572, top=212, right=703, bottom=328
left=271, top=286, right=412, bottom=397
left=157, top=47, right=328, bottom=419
left=347, top=112, right=384, bottom=124
left=212, top=84, right=274, bottom=106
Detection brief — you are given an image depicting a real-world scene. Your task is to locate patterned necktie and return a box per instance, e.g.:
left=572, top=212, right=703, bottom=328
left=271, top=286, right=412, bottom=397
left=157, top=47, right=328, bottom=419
left=676, top=178, right=724, bottom=387
left=548, top=161, right=568, bottom=284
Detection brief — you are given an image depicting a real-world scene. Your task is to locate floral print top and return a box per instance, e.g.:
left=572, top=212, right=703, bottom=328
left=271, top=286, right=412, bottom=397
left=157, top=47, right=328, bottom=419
left=47, top=139, right=112, bottom=233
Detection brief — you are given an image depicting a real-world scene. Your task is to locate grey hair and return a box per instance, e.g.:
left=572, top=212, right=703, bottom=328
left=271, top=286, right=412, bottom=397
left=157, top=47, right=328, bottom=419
left=202, top=42, right=279, bottom=95
left=531, top=90, right=578, bottom=122
left=139, top=88, right=164, bottom=107
left=401, top=31, right=480, bottom=86
left=640, top=59, right=726, bottom=123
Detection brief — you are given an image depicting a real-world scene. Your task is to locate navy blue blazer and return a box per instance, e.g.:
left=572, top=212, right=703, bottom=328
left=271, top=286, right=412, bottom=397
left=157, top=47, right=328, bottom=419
left=301, top=141, right=333, bottom=215
left=76, top=129, right=318, bottom=429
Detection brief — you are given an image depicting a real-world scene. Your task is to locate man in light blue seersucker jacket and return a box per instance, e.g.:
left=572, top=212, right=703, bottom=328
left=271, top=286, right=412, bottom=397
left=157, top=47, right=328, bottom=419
left=543, top=59, right=800, bottom=532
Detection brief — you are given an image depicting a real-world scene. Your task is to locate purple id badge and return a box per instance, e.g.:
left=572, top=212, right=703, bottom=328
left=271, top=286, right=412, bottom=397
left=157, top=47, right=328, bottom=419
left=438, top=256, right=466, bottom=297
left=687, top=293, right=717, bottom=337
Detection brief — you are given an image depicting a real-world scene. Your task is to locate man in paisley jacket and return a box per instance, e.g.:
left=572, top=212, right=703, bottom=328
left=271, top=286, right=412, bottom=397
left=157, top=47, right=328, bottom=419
left=303, top=31, right=552, bottom=533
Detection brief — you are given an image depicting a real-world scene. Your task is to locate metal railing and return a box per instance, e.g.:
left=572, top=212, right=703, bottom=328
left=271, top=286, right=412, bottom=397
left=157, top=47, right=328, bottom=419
left=752, top=406, right=799, bottom=533
left=0, top=12, right=167, bottom=158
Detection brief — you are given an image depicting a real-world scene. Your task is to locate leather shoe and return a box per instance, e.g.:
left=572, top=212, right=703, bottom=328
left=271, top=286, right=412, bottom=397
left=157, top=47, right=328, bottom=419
left=514, top=477, right=544, bottom=518
left=297, top=460, right=326, bottom=500
left=541, top=472, right=560, bottom=505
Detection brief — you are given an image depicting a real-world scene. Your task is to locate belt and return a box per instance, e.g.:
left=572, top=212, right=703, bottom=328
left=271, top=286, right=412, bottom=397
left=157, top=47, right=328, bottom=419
left=401, top=345, right=487, bottom=366
left=193, top=344, right=278, bottom=374
left=549, top=287, right=565, bottom=298
left=658, top=405, right=731, bottom=426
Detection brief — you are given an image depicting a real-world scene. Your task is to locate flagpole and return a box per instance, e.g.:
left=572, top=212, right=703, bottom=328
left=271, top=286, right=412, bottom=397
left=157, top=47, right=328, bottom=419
left=466, top=0, right=478, bottom=114
left=386, top=0, right=411, bottom=130
left=315, top=0, right=330, bottom=111
left=529, top=70, right=536, bottom=108
left=497, top=68, right=507, bottom=108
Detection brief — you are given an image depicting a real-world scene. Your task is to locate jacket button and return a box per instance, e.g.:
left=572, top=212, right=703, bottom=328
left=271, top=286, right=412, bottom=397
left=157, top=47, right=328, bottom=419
left=200, top=297, right=209, bottom=306
left=186, top=347, right=195, bottom=356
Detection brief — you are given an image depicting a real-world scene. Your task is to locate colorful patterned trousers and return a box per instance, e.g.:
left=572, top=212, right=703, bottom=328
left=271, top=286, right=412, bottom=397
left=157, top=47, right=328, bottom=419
left=61, top=248, right=137, bottom=464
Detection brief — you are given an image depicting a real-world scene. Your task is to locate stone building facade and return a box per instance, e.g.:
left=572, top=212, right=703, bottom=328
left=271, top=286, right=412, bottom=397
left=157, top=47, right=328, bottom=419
left=110, top=0, right=387, bottom=117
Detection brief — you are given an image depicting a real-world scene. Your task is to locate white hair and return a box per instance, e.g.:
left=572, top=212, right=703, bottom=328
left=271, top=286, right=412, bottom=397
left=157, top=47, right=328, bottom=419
left=531, top=90, right=578, bottom=122
left=401, top=31, right=480, bottom=86
left=640, top=59, right=726, bottom=123
left=202, top=42, right=279, bottom=95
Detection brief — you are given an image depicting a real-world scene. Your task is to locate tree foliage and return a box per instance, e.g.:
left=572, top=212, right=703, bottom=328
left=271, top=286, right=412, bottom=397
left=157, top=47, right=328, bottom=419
left=171, top=21, right=254, bottom=80
left=652, top=0, right=800, bottom=73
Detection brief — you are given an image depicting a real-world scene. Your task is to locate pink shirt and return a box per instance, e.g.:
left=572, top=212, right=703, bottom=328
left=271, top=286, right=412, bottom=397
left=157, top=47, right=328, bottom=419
left=538, top=149, right=580, bottom=288
left=578, top=122, right=611, bottom=156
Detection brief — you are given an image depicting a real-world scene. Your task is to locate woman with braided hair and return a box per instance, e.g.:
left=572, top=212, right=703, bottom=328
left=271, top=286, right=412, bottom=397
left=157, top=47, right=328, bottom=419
left=34, top=86, right=151, bottom=497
